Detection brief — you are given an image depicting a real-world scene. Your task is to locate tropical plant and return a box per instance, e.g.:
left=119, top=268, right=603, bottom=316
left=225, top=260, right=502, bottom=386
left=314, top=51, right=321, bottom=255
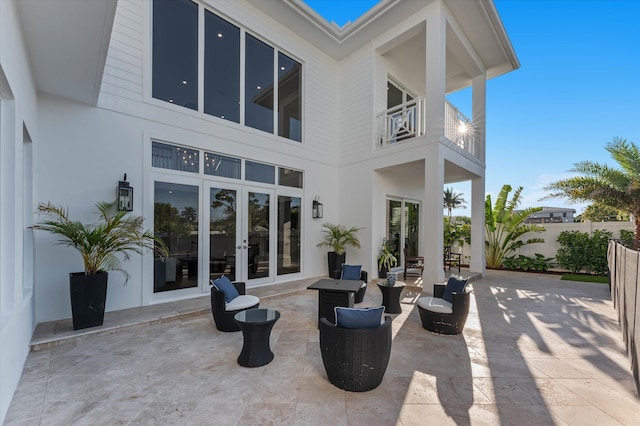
left=33, top=201, right=167, bottom=282
left=443, top=187, right=466, bottom=218
left=578, top=202, right=630, bottom=222
left=316, top=223, right=363, bottom=255
left=444, top=216, right=471, bottom=252
left=485, top=185, right=545, bottom=268
left=543, top=138, right=640, bottom=248
left=377, top=240, right=398, bottom=271
left=502, top=254, right=554, bottom=272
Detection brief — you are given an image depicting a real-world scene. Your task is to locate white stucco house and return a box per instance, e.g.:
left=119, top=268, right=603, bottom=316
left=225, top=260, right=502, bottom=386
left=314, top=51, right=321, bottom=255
left=0, top=0, right=518, bottom=419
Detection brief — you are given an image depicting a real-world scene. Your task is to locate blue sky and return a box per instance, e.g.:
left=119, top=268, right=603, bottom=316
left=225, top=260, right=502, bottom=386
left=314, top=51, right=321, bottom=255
left=304, top=0, right=640, bottom=216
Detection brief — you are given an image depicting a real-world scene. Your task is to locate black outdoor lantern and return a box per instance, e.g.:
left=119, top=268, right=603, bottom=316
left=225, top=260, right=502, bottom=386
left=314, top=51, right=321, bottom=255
left=312, top=196, right=323, bottom=219
left=117, top=174, right=133, bottom=211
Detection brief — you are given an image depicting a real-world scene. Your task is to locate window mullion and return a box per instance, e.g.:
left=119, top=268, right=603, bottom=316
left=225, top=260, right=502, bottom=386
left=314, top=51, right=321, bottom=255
left=273, top=48, right=278, bottom=136
left=240, top=30, right=246, bottom=126
left=198, top=4, right=204, bottom=113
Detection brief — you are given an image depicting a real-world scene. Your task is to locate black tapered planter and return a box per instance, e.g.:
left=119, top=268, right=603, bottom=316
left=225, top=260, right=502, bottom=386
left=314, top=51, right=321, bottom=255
left=69, top=271, right=108, bottom=330
left=378, top=266, right=388, bottom=279
left=327, top=252, right=346, bottom=278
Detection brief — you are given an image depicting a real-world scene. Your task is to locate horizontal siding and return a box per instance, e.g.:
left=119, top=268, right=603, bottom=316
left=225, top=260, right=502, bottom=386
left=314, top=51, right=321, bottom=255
left=100, top=0, right=143, bottom=101
left=339, top=48, right=374, bottom=162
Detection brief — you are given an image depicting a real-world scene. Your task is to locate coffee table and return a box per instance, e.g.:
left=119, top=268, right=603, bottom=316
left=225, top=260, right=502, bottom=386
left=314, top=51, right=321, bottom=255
left=377, top=282, right=405, bottom=314
left=307, top=278, right=364, bottom=327
left=234, top=308, right=280, bottom=367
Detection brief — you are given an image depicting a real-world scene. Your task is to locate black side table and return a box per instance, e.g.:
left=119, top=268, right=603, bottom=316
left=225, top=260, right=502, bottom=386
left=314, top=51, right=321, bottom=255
left=234, top=309, right=280, bottom=367
left=377, top=283, right=405, bottom=314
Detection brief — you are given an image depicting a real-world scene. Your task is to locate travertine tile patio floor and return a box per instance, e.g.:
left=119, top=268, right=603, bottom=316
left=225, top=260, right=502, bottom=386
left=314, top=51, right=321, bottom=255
left=5, top=270, right=639, bottom=425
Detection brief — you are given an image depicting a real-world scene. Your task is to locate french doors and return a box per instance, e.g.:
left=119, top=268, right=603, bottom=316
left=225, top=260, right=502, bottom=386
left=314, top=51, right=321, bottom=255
left=206, top=183, right=275, bottom=286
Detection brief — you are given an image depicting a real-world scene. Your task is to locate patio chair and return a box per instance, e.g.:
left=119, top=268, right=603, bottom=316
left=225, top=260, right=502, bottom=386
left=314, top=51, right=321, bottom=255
left=403, top=247, right=424, bottom=280
left=417, top=276, right=471, bottom=335
left=334, top=265, right=369, bottom=303
left=210, top=279, right=259, bottom=332
left=443, top=246, right=462, bottom=272
left=319, top=310, right=392, bottom=392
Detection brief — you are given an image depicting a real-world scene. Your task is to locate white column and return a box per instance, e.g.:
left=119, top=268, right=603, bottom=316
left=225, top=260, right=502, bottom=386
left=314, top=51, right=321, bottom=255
left=425, top=7, right=446, bottom=143
left=470, top=176, right=485, bottom=275
left=472, top=73, right=486, bottom=162
left=423, top=147, right=445, bottom=287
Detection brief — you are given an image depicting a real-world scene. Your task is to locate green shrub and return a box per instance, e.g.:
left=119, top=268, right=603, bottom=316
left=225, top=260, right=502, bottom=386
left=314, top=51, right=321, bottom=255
left=503, top=253, right=553, bottom=272
left=556, top=230, right=612, bottom=275
left=619, top=229, right=635, bottom=248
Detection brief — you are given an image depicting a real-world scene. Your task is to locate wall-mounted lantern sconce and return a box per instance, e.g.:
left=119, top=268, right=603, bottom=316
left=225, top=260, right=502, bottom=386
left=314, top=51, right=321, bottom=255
left=312, top=196, right=323, bottom=219
left=117, top=174, right=133, bottom=211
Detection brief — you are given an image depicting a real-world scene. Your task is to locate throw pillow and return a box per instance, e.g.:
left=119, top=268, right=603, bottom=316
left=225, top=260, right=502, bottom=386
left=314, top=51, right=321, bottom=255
left=341, top=264, right=362, bottom=280
left=335, top=306, right=384, bottom=329
left=442, top=275, right=468, bottom=303
left=212, top=275, right=239, bottom=303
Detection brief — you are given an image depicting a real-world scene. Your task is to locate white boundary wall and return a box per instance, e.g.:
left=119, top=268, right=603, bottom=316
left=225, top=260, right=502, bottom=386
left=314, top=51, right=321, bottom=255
left=455, top=221, right=635, bottom=266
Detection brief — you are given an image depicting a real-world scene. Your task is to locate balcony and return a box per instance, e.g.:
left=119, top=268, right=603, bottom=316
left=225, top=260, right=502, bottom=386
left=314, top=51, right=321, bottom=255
left=377, top=97, right=475, bottom=156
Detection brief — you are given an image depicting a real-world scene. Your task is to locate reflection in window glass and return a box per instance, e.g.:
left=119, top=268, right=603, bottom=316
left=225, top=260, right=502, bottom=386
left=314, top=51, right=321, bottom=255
left=248, top=192, right=269, bottom=279
left=154, top=181, right=199, bottom=292
left=278, top=168, right=303, bottom=188
left=387, top=81, right=403, bottom=109
left=204, top=152, right=240, bottom=179
left=152, top=0, right=198, bottom=110
left=246, top=161, right=275, bottom=184
left=278, top=196, right=300, bottom=275
left=405, top=202, right=420, bottom=257
left=210, top=188, right=237, bottom=281
left=245, top=34, right=274, bottom=133
left=204, top=11, right=240, bottom=123
left=278, top=53, right=301, bottom=142
left=152, top=142, right=199, bottom=173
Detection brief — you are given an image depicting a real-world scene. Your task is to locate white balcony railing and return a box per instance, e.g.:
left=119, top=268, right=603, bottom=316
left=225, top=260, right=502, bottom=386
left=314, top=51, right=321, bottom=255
left=376, top=97, right=474, bottom=155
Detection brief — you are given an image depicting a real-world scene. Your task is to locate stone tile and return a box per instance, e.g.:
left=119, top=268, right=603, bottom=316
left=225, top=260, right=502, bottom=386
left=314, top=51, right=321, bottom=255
left=6, top=272, right=639, bottom=425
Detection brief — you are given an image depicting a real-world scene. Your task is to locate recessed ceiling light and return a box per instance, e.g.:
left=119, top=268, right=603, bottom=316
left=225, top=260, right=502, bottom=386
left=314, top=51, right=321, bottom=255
left=217, top=33, right=223, bottom=38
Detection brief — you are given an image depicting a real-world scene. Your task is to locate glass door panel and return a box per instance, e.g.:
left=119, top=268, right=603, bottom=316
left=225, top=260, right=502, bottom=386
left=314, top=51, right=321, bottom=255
left=387, top=200, right=402, bottom=261
left=154, top=181, right=199, bottom=293
left=210, top=187, right=238, bottom=281
left=405, top=202, right=420, bottom=257
left=277, top=195, right=301, bottom=275
left=247, top=190, right=270, bottom=280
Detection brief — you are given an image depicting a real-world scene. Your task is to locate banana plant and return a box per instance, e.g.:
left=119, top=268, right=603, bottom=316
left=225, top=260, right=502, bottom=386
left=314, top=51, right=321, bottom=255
left=485, top=185, right=545, bottom=268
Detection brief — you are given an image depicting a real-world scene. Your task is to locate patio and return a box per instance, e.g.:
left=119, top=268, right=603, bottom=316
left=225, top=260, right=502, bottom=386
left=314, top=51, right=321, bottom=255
left=5, top=270, right=639, bottom=425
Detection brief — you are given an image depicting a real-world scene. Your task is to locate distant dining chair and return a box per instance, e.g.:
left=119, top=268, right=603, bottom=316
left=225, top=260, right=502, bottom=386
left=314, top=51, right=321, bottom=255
left=403, top=247, right=424, bottom=280
left=443, top=246, right=462, bottom=273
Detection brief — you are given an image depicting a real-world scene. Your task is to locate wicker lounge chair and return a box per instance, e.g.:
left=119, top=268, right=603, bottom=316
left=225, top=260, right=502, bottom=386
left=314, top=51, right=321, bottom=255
left=319, top=315, right=392, bottom=392
left=417, top=277, right=471, bottom=335
left=210, top=281, right=259, bottom=332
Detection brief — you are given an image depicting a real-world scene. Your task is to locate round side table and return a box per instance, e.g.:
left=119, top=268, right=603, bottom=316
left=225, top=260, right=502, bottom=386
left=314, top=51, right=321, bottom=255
left=377, top=282, right=405, bottom=314
left=234, top=308, right=280, bottom=367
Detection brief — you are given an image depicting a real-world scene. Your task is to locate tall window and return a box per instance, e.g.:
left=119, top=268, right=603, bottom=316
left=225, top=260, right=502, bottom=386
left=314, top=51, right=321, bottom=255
left=152, top=3, right=303, bottom=141
left=152, top=0, right=198, bottom=110
left=278, top=196, right=300, bottom=275
left=204, top=11, right=240, bottom=123
left=245, top=34, right=274, bottom=133
left=278, top=53, right=301, bottom=141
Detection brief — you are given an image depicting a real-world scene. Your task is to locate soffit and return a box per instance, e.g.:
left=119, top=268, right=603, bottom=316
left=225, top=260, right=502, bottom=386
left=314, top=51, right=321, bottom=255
left=15, top=0, right=117, bottom=106
left=249, top=0, right=519, bottom=79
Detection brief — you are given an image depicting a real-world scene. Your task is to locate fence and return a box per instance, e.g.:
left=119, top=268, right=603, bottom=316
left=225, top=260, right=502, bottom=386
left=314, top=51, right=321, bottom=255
left=607, top=241, right=639, bottom=396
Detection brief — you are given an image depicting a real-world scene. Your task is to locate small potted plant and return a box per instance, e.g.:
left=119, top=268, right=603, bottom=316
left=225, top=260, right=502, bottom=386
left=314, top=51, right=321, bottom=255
left=32, top=200, right=167, bottom=330
left=317, top=223, right=363, bottom=278
left=377, top=240, right=398, bottom=279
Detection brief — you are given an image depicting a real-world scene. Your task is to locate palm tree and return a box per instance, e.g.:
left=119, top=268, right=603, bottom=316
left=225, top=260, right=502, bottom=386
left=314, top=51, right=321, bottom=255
left=543, top=138, right=640, bottom=248
left=485, top=185, right=545, bottom=268
left=443, top=187, right=466, bottom=218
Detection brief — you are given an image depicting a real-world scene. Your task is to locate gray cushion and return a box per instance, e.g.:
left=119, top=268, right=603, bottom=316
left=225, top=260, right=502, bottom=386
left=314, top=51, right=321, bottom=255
left=417, top=296, right=453, bottom=314
left=225, top=295, right=259, bottom=311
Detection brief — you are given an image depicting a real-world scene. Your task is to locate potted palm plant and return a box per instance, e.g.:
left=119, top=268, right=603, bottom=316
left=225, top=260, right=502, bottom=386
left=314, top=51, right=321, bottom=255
left=317, top=223, right=363, bottom=278
left=32, top=201, right=167, bottom=330
left=377, top=240, right=398, bottom=279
